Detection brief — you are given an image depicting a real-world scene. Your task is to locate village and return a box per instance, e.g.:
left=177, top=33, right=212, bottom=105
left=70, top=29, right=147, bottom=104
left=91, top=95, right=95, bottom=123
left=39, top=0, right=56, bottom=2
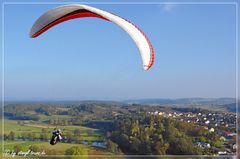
left=148, top=110, right=237, bottom=155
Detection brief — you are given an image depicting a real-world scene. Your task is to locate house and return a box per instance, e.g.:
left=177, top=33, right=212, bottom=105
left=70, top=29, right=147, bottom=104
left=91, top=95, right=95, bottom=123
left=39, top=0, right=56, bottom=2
left=209, top=128, right=215, bottom=133
left=205, top=120, right=210, bottom=124
left=220, top=136, right=226, bottom=141
left=226, top=132, right=236, bottom=137
left=233, top=144, right=237, bottom=150
left=195, top=142, right=211, bottom=148
left=218, top=151, right=227, bottom=155
left=158, top=112, right=164, bottom=116
left=203, top=126, right=208, bottom=130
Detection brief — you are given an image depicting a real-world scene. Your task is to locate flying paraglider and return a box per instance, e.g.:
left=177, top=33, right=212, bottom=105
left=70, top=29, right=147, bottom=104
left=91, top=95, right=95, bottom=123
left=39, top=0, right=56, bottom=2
left=50, top=128, right=63, bottom=145
left=30, top=4, right=154, bottom=70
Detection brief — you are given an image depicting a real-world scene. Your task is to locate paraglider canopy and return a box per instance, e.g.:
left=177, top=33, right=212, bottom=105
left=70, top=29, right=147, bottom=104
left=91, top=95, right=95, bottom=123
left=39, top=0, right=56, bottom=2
left=30, top=4, right=154, bottom=70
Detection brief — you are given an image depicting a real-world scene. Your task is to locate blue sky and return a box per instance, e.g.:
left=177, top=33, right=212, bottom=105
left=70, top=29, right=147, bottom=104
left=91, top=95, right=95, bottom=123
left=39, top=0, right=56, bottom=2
left=3, top=3, right=237, bottom=100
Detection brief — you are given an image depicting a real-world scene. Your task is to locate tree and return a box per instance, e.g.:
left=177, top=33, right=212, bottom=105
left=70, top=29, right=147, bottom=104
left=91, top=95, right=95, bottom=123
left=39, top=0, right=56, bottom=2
left=168, top=137, right=201, bottom=155
left=13, top=144, right=22, bottom=154
left=75, top=136, right=81, bottom=144
left=74, top=129, right=81, bottom=136
left=149, top=115, right=155, bottom=132
left=154, top=141, right=169, bottom=155
left=139, top=141, right=152, bottom=155
left=27, top=132, right=36, bottom=141
left=17, top=121, right=24, bottom=126
left=130, top=120, right=140, bottom=137
left=4, top=134, right=8, bottom=140
left=65, top=146, right=88, bottom=156
left=40, top=133, right=48, bottom=141
left=30, top=145, right=40, bottom=152
left=86, top=129, right=94, bottom=136
left=113, top=133, right=130, bottom=152
left=211, top=140, right=223, bottom=148
left=66, top=132, right=73, bottom=143
left=42, top=128, right=47, bottom=133
left=141, top=127, right=150, bottom=142
left=8, top=131, right=15, bottom=140
left=107, top=139, right=119, bottom=153
left=129, top=137, right=141, bottom=153
left=62, top=119, right=68, bottom=126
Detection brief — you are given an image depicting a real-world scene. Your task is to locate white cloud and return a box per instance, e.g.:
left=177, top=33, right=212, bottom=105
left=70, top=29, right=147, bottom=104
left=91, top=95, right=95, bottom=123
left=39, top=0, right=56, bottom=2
left=161, top=4, right=177, bottom=12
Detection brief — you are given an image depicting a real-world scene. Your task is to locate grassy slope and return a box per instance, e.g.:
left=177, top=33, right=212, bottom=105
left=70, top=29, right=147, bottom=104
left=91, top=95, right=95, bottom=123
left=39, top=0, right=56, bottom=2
left=4, top=141, right=43, bottom=151
left=3, top=141, right=112, bottom=156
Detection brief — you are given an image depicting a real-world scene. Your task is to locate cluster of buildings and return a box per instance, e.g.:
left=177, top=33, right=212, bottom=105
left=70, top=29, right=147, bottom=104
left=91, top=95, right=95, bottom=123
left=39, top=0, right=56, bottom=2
left=148, top=110, right=237, bottom=155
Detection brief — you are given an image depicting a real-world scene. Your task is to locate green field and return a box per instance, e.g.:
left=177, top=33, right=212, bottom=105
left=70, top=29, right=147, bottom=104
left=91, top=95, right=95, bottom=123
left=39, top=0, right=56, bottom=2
left=3, top=119, right=43, bottom=134
left=3, top=118, right=103, bottom=141
left=2, top=115, right=108, bottom=156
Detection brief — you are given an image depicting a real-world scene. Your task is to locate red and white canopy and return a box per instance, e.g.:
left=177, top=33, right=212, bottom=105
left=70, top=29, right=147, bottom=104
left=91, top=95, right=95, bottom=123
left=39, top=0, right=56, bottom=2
left=30, top=4, right=154, bottom=70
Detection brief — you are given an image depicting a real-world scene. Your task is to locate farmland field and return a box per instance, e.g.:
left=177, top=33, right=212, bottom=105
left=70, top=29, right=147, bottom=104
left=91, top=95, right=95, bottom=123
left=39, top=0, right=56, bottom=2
left=3, top=118, right=102, bottom=140
left=2, top=114, right=109, bottom=157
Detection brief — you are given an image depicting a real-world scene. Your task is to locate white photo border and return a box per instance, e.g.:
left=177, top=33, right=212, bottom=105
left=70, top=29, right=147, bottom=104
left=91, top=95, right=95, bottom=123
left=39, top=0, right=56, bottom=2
left=1, top=1, right=238, bottom=158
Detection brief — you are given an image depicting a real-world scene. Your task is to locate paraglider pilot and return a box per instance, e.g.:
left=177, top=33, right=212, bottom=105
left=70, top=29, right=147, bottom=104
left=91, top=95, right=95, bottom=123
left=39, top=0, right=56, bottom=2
left=50, top=128, right=62, bottom=145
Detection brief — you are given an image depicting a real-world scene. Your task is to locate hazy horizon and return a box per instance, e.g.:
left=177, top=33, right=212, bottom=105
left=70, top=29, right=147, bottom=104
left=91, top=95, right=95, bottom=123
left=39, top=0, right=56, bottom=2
left=3, top=97, right=237, bottom=103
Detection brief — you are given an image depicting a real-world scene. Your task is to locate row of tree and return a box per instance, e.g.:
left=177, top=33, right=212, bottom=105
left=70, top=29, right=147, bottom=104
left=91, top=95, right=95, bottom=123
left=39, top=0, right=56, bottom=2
left=4, top=127, right=95, bottom=144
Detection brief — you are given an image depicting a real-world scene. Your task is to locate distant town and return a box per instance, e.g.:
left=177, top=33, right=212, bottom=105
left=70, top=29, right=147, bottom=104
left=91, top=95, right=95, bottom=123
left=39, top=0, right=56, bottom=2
left=148, top=109, right=236, bottom=155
